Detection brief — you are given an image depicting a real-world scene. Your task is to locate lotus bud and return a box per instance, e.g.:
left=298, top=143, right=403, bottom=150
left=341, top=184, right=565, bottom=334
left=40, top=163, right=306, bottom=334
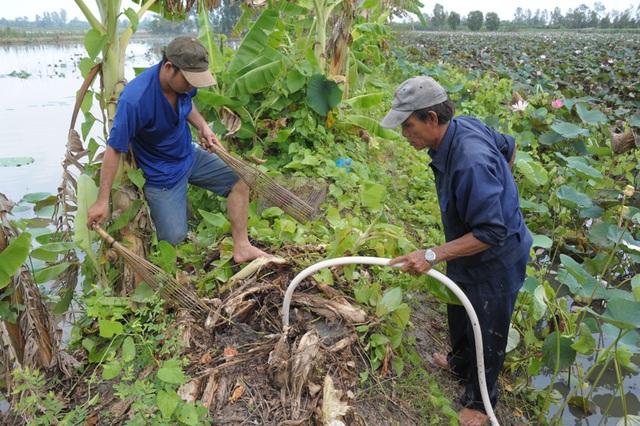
left=621, top=206, right=630, bottom=217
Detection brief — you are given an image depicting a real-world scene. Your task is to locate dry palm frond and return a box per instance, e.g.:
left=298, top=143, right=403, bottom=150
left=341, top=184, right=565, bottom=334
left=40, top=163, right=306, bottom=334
left=219, top=106, right=243, bottom=139
left=14, top=266, right=80, bottom=377
left=49, top=64, right=101, bottom=298
left=209, top=145, right=326, bottom=224
left=93, top=226, right=212, bottom=319
left=0, top=193, right=80, bottom=398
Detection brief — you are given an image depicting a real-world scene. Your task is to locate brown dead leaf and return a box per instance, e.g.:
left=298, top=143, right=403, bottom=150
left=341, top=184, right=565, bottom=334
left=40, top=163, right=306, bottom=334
left=200, top=351, right=212, bottom=364
left=224, top=347, right=238, bottom=360
left=380, top=354, right=389, bottom=377
left=229, top=385, right=244, bottom=403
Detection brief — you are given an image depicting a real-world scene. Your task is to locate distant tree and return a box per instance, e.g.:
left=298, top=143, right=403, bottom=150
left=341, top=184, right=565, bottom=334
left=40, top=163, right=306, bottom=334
left=144, top=14, right=195, bottom=34
left=513, top=7, right=525, bottom=25
left=587, top=1, right=604, bottom=26
left=485, top=12, right=500, bottom=31
left=210, top=0, right=241, bottom=35
left=432, top=4, right=447, bottom=30
left=565, top=4, right=589, bottom=29
left=421, top=13, right=432, bottom=30
left=613, top=7, right=635, bottom=28
left=532, top=9, right=548, bottom=27
left=51, top=11, right=62, bottom=27
left=550, top=7, right=564, bottom=26
left=60, top=9, right=67, bottom=25
left=447, top=11, right=460, bottom=30
left=599, top=14, right=612, bottom=28
left=467, top=10, right=483, bottom=31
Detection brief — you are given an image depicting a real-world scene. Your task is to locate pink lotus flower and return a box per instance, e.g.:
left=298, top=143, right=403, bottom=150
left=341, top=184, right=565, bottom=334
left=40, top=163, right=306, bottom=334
left=551, top=99, right=563, bottom=109
left=536, top=70, right=542, bottom=76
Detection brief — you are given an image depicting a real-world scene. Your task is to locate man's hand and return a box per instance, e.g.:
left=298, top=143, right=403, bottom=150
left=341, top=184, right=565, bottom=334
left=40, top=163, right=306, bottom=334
left=388, top=250, right=433, bottom=276
left=198, top=127, right=223, bottom=153
left=86, top=198, right=109, bottom=230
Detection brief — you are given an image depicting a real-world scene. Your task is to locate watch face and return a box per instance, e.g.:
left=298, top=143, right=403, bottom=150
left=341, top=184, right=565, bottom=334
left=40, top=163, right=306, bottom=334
left=425, top=250, right=436, bottom=262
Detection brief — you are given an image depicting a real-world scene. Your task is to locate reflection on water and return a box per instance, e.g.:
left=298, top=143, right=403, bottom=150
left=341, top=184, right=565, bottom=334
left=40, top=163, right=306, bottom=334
left=0, top=39, right=165, bottom=203
left=532, top=354, right=640, bottom=425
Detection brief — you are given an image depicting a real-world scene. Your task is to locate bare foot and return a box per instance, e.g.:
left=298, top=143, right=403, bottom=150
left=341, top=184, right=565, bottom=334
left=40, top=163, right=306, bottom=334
left=233, top=245, right=273, bottom=264
left=458, top=407, right=489, bottom=426
left=433, top=352, right=451, bottom=370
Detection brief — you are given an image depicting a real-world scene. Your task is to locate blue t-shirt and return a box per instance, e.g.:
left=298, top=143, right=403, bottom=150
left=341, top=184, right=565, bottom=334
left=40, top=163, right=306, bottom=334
left=428, top=116, right=532, bottom=283
left=108, top=62, right=198, bottom=188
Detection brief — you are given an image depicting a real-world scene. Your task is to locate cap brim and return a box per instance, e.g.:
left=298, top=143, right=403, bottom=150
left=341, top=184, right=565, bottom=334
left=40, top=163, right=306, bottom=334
left=182, top=70, right=216, bottom=88
left=380, top=109, right=412, bottom=129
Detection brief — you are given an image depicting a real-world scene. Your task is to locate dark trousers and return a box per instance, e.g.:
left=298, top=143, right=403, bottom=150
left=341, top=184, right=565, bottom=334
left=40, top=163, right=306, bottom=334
left=446, top=253, right=528, bottom=413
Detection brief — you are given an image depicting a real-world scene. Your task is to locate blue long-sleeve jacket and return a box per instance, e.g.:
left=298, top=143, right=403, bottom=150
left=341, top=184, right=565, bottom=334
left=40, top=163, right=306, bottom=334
left=428, top=116, right=532, bottom=283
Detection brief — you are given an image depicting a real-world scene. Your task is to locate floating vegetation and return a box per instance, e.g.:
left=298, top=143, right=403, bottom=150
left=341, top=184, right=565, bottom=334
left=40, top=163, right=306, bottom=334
left=6, top=70, right=31, bottom=79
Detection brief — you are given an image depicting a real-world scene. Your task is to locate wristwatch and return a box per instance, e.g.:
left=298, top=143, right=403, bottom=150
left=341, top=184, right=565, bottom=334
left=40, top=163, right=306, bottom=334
left=424, top=248, right=437, bottom=266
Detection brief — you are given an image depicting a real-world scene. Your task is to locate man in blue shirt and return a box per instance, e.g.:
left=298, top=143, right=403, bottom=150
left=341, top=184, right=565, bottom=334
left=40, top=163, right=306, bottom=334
left=382, top=76, right=532, bottom=426
left=87, top=36, right=270, bottom=263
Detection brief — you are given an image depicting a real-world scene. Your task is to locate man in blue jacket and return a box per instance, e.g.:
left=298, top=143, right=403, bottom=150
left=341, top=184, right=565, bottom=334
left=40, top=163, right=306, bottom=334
left=87, top=36, right=269, bottom=263
left=382, top=76, right=531, bottom=426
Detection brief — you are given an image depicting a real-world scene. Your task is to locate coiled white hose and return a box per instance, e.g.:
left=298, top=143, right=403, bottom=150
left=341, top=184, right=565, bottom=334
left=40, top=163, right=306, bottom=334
left=281, top=256, right=499, bottom=426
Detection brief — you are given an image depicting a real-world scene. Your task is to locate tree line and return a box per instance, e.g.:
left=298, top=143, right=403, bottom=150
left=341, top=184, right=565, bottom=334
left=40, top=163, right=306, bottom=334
left=413, top=2, right=640, bottom=31
left=4, top=2, right=639, bottom=36
left=0, top=0, right=241, bottom=36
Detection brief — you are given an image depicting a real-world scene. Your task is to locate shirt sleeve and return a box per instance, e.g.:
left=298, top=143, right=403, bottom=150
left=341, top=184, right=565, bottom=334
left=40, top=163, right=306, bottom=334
left=454, top=164, right=509, bottom=246
left=494, top=133, right=516, bottom=165
left=107, top=99, right=141, bottom=153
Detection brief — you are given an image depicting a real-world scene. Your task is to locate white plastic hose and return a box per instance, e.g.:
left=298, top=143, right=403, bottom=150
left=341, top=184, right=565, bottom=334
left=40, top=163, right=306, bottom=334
left=281, top=256, right=499, bottom=426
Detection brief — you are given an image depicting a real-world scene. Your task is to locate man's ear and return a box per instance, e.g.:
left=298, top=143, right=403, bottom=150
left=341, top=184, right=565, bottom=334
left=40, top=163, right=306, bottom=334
left=428, top=111, right=439, bottom=125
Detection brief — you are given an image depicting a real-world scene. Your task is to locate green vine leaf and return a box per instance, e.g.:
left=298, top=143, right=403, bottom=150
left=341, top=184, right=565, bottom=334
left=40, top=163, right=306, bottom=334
left=157, top=359, right=186, bottom=384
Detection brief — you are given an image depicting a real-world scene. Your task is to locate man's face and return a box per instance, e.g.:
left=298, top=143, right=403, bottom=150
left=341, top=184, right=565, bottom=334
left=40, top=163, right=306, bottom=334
left=400, top=113, right=439, bottom=151
left=167, top=64, right=194, bottom=94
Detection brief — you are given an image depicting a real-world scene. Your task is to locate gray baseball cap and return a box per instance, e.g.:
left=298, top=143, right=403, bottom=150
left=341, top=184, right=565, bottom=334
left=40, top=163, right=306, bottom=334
left=380, top=76, right=448, bottom=128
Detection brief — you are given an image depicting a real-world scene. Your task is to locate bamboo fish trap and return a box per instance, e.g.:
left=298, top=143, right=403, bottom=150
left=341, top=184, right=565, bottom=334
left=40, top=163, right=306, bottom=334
left=93, top=225, right=211, bottom=319
left=209, top=145, right=326, bottom=224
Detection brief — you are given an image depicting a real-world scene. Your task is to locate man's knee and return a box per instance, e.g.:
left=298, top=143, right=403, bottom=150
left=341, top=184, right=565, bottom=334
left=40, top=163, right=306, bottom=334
left=230, top=179, right=249, bottom=195
left=155, top=222, right=188, bottom=246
